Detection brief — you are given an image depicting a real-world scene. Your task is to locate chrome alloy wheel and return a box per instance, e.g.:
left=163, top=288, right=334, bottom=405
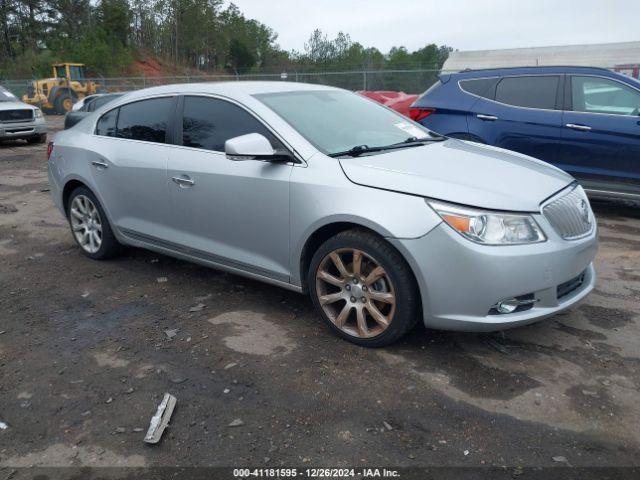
left=315, top=248, right=396, bottom=338
left=69, top=195, right=103, bottom=254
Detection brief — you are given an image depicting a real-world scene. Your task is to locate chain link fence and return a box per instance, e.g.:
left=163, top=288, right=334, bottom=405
left=0, top=69, right=443, bottom=99
left=3, top=65, right=636, bottom=102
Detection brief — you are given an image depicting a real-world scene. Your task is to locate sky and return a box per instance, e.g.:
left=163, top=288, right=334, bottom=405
left=228, top=0, right=640, bottom=53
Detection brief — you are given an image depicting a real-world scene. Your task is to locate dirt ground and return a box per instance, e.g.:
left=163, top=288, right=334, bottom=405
left=1, top=116, right=639, bottom=475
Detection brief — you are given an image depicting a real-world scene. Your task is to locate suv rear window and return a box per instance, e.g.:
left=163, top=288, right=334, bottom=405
left=494, top=76, right=559, bottom=109
left=459, top=78, right=499, bottom=99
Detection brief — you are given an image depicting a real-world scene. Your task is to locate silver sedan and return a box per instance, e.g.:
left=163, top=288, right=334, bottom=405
left=47, top=82, right=597, bottom=346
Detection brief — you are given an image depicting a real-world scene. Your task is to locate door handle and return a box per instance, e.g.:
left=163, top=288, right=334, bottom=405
left=172, top=176, right=195, bottom=187
left=91, top=160, right=108, bottom=169
left=476, top=114, right=498, bottom=121
left=566, top=123, right=592, bottom=131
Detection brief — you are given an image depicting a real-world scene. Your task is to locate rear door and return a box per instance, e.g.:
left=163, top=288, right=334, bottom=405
left=89, top=96, right=176, bottom=239
left=467, top=75, right=564, bottom=163
left=559, top=75, right=640, bottom=193
left=165, top=95, right=293, bottom=282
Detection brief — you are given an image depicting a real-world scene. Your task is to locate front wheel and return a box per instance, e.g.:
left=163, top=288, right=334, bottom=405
left=66, top=187, right=122, bottom=259
left=308, top=229, right=420, bottom=347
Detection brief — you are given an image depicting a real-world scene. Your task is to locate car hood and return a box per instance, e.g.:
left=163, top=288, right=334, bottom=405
left=0, top=101, right=34, bottom=111
left=338, top=139, right=573, bottom=212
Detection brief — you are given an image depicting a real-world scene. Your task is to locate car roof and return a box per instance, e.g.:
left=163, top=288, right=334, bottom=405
left=443, top=65, right=629, bottom=80
left=119, top=81, right=340, bottom=101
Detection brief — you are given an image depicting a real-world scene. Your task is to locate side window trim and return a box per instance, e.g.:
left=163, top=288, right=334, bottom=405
left=564, top=74, right=573, bottom=111
left=556, top=74, right=566, bottom=111
left=164, top=95, right=180, bottom=145
left=458, top=76, right=499, bottom=100
left=171, top=95, right=185, bottom=147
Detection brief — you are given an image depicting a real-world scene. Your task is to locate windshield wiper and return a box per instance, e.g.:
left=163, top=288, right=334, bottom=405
left=402, top=133, right=446, bottom=143
left=328, top=135, right=445, bottom=158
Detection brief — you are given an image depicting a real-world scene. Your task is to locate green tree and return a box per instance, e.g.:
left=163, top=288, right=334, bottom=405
left=96, top=0, right=131, bottom=47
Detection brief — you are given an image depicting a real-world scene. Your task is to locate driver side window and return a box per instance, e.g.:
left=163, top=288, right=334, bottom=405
left=571, top=76, right=640, bottom=116
left=181, top=96, right=282, bottom=152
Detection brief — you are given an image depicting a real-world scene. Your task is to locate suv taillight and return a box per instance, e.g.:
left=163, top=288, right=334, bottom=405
left=47, top=142, right=54, bottom=160
left=409, top=108, right=436, bottom=122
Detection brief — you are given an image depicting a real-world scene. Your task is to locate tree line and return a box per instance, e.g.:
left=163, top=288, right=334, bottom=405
left=0, top=0, right=452, bottom=79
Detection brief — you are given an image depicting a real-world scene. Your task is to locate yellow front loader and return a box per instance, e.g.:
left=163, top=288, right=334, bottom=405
left=22, top=63, right=105, bottom=114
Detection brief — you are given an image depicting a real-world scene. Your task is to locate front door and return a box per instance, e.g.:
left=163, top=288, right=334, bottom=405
left=166, top=95, right=293, bottom=282
left=559, top=75, right=640, bottom=194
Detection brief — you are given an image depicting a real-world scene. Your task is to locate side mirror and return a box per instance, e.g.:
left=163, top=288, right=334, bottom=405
left=225, top=133, right=291, bottom=162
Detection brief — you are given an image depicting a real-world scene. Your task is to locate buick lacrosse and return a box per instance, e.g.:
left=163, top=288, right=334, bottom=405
left=48, top=82, right=597, bottom=346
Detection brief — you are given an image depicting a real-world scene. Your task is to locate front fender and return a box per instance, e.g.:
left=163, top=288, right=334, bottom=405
left=289, top=158, right=441, bottom=286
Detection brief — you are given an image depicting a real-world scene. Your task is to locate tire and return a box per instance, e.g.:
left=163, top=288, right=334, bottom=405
left=54, top=93, right=74, bottom=115
left=27, top=133, right=47, bottom=144
left=66, top=186, right=123, bottom=260
left=308, top=229, right=420, bottom=347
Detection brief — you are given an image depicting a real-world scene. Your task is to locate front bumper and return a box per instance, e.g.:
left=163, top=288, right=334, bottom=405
left=0, top=118, right=47, bottom=140
left=391, top=215, right=598, bottom=332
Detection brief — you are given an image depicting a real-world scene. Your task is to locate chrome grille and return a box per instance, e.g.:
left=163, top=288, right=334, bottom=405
left=543, top=185, right=594, bottom=240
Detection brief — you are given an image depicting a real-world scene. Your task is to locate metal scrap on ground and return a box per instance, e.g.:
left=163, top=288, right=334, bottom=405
left=144, top=393, right=177, bottom=445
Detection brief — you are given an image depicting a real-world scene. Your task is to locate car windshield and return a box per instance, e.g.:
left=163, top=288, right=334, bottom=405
left=255, top=90, right=436, bottom=156
left=0, top=86, right=18, bottom=102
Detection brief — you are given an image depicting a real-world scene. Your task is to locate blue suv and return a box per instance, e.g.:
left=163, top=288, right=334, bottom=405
left=410, top=66, right=640, bottom=200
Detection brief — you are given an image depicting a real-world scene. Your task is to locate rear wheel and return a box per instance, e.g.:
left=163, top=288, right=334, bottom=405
left=308, top=229, right=420, bottom=347
left=66, top=187, right=122, bottom=259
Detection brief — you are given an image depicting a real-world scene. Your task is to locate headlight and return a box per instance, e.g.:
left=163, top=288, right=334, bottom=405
left=427, top=200, right=546, bottom=245
left=34, top=108, right=44, bottom=119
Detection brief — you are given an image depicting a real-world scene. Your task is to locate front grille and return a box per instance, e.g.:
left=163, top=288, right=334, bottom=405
left=557, top=271, right=586, bottom=299
left=0, top=109, right=34, bottom=123
left=543, top=185, right=594, bottom=240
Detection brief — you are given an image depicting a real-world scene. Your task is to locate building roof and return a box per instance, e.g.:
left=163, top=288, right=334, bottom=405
left=442, top=41, right=640, bottom=72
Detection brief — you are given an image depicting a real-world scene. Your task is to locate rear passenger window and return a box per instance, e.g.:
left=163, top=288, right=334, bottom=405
left=115, top=97, right=173, bottom=143
left=96, top=109, right=117, bottom=137
left=182, top=96, right=280, bottom=151
left=459, top=78, right=499, bottom=99
left=495, top=76, right=559, bottom=109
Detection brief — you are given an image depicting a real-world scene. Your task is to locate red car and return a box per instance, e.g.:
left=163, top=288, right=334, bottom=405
left=357, top=90, right=419, bottom=117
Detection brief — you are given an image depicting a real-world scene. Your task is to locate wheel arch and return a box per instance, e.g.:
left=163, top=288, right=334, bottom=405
left=297, top=220, right=422, bottom=299
left=62, top=179, right=89, bottom=216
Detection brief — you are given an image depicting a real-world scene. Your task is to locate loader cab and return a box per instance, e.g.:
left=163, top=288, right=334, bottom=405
left=53, top=63, right=87, bottom=82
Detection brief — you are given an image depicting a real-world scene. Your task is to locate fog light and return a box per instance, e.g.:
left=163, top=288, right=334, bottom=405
left=493, top=295, right=537, bottom=315
left=496, top=299, right=520, bottom=314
